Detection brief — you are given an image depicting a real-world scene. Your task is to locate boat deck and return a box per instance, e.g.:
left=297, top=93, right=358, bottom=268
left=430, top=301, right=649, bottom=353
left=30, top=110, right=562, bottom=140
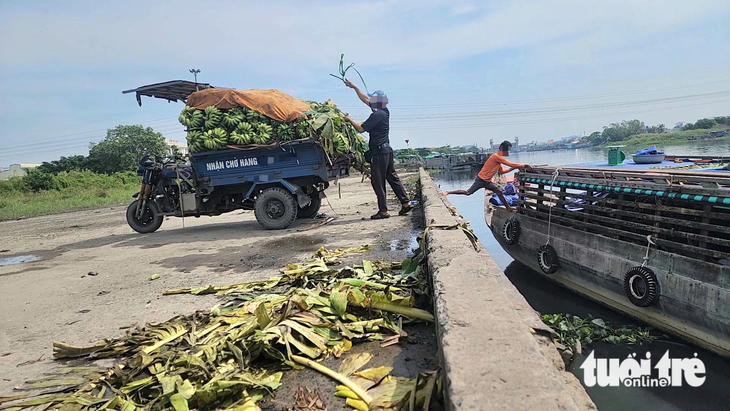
left=514, top=166, right=730, bottom=263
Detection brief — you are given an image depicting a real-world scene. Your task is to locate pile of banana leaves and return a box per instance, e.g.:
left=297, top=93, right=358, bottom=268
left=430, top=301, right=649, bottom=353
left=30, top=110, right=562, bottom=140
left=540, top=313, right=664, bottom=365
left=179, top=99, right=368, bottom=174
left=1, top=247, right=440, bottom=411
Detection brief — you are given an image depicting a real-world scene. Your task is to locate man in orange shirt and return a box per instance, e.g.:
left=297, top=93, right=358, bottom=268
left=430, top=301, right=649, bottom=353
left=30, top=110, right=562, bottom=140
left=444, top=141, right=533, bottom=212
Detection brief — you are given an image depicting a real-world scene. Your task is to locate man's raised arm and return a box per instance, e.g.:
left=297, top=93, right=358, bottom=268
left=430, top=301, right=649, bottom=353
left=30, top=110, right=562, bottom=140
left=345, top=79, right=370, bottom=106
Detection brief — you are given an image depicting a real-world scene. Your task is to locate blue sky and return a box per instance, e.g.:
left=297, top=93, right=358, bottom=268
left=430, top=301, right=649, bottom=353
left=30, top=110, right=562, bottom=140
left=1, top=0, right=729, bottom=165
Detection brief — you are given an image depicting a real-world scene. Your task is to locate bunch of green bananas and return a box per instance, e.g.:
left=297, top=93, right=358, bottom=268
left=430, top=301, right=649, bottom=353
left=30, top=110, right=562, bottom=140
left=186, top=130, right=205, bottom=152
left=203, top=106, right=223, bottom=130
left=296, top=120, right=310, bottom=139
left=230, top=122, right=254, bottom=145
left=333, top=132, right=350, bottom=155
left=203, top=128, right=228, bottom=150
left=275, top=123, right=295, bottom=141
left=254, top=123, right=272, bottom=144
left=222, top=108, right=244, bottom=129
left=245, top=108, right=267, bottom=124
left=179, top=106, right=204, bottom=129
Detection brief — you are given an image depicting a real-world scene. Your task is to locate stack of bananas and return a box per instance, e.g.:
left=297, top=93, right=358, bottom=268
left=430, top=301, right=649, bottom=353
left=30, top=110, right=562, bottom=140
left=180, top=105, right=310, bottom=153
left=178, top=99, right=367, bottom=171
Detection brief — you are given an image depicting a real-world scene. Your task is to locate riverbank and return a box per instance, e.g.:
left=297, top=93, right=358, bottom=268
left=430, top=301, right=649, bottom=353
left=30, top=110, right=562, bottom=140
left=601, top=126, right=730, bottom=150
left=0, top=172, right=437, bottom=410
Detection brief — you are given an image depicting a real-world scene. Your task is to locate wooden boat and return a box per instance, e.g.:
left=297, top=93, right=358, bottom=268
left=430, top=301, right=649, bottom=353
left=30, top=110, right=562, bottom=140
left=632, top=153, right=665, bottom=164
left=485, top=166, right=730, bottom=357
left=632, top=145, right=665, bottom=164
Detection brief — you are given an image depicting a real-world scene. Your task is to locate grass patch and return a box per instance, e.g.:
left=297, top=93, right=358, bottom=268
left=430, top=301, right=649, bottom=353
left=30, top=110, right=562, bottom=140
left=602, top=126, right=730, bottom=149
left=0, top=185, right=137, bottom=221
left=403, top=174, right=420, bottom=186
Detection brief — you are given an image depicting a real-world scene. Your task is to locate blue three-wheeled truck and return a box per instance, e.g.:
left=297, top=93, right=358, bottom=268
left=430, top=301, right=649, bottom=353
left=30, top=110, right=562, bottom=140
left=122, top=80, right=352, bottom=233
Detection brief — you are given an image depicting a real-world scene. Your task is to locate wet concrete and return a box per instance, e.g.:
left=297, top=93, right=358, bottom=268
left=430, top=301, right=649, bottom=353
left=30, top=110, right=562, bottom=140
left=0, top=254, right=42, bottom=267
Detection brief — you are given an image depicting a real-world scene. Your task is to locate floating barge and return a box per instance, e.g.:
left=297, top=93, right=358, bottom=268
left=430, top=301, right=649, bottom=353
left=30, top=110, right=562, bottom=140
left=485, top=164, right=730, bottom=357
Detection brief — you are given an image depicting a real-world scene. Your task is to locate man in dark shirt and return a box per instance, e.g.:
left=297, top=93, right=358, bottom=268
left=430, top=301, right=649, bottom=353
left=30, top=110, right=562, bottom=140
left=343, top=80, right=412, bottom=219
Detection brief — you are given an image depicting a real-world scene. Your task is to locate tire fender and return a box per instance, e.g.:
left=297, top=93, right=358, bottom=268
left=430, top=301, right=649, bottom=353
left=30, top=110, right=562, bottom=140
left=537, top=244, right=559, bottom=274
left=502, top=217, right=520, bottom=245
left=623, top=266, right=660, bottom=307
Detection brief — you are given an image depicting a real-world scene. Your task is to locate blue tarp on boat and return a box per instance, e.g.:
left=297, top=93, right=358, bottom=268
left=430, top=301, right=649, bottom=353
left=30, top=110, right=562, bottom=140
left=489, top=183, right=519, bottom=206
left=635, top=145, right=665, bottom=155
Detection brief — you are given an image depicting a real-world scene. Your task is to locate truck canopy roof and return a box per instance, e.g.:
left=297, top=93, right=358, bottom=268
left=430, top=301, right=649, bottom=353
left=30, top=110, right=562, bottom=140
left=122, top=80, right=215, bottom=106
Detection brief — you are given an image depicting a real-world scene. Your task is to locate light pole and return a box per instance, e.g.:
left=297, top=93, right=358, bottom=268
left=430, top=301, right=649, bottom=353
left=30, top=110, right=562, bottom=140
left=189, top=69, right=201, bottom=91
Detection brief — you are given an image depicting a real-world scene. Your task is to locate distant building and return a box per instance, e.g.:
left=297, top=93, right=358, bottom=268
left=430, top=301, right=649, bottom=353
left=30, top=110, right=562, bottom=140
left=166, top=139, right=189, bottom=156
left=0, top=164, right=40, bottom=181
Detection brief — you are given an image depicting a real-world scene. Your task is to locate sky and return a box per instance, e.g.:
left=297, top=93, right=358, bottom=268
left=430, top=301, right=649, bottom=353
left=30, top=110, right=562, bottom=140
left=1, top=0, right=729, bottom=166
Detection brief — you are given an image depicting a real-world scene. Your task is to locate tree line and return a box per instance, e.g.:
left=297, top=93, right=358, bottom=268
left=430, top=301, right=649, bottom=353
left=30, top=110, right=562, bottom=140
left=3, top=125, right=172, bottom=193
left=586, top=115, right=729, bottom=144
left=36, top=125, right=172, bottom=175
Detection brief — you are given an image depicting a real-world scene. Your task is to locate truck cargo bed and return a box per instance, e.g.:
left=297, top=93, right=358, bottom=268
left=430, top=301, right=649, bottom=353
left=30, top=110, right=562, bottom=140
left=190, top=139, right=348, bottom=190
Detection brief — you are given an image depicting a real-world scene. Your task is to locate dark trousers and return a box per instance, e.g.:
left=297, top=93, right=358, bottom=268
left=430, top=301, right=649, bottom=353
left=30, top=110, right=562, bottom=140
left=370, top=151, right=409, bottom=212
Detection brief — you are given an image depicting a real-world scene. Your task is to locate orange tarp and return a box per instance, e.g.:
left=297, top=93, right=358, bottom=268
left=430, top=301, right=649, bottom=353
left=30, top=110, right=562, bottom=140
left=186, top=88, right=311, bottom=123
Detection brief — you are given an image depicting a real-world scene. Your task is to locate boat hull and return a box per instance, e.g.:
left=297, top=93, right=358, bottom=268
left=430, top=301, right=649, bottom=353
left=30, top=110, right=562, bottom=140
left=485, top=202, right=730, bottom=358
left=632, top=154, right=665, bottom=164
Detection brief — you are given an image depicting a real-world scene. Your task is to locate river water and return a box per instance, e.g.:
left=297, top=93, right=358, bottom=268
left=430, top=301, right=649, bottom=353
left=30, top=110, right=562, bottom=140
left=431, top=141, right=730, bottom=411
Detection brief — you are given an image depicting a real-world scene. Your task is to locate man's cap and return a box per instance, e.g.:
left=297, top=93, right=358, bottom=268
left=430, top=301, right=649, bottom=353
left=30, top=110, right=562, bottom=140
left=368, top=90, right=388, bottom=109
left=367, top=90, right=387, bottom=98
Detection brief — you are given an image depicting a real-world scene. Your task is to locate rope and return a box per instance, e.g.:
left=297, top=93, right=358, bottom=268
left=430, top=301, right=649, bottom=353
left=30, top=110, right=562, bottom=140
left=546, top=168, right=560, bottom=245
left=641, top=235, right=656, bottom=267
left=325, top=197, right=340, bottom=216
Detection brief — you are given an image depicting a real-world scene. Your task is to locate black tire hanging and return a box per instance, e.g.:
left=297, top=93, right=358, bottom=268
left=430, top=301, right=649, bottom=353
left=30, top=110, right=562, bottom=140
left=623, top=266, right=660, bottom=307
left=254, top=187, right=298, bottom=230
left=502, top=217, right=520, bottom=245
left=537, top=244, right=559, bottom=274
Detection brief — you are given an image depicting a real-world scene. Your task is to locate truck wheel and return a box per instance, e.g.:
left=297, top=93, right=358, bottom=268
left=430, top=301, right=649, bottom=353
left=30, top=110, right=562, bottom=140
left=254, top=187, right=298, bottom=230
left=126, top=201, right=163, bottom=234
left=297, top=193, right=322, bottom=219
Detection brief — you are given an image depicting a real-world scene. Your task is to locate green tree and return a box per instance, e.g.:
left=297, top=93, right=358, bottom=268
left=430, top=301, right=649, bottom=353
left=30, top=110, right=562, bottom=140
left=416, top=147, right=432, bottom=158
left=683, top=123, right=695, bottom=131
left=647, top=124, right=666, bottom=133
left=394, top=148, right=421, bottom=161
left=87, top=125, right=167, bottom=174
left=170, top=145, right=184, bottom=158
left=694, top=118, right=716, bottom=129
left=714, top=116, right=728, bottom=125
left=38, top=155, right=88, bottom=174
left=602, top=119, right=646, bottom=141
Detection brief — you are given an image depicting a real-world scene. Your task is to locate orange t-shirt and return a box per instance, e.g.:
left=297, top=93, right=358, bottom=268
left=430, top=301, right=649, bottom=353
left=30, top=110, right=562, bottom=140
left=477, top=153, right=524, bottom=182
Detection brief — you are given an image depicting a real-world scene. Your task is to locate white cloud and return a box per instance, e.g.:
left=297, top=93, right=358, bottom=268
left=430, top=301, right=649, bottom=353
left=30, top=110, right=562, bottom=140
left=2, top=0, right=727, bottom=73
